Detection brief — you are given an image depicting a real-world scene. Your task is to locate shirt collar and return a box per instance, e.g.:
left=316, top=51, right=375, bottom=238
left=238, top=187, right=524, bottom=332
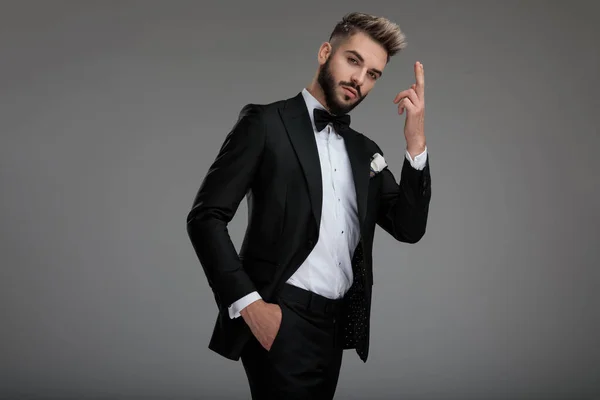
left=301, top=88, right=327, bottom=132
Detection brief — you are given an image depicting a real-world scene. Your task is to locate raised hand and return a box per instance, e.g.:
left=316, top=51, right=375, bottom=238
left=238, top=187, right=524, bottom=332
left=393, top=61, right=426, bottom=157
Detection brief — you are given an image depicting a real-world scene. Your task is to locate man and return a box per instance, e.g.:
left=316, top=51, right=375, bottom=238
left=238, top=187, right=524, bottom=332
left=186, top=12, right=431, bottom=400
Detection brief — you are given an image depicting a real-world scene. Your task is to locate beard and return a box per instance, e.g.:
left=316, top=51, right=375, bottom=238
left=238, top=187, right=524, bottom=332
left=317, top=56, right=367, bottom=115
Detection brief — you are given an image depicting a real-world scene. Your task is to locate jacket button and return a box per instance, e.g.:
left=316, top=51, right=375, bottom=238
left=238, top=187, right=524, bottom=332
left=307, top=240, right=314, bottom=248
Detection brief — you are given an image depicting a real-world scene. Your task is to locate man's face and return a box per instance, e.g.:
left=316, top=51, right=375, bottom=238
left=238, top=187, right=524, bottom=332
left=317, top=31, right=388, bottom=115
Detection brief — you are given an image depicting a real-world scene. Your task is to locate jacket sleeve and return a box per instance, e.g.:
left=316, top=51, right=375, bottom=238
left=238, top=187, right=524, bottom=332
left=186, top=104, right=266, bottom=313
left=376, top=145, right=432, bottom=243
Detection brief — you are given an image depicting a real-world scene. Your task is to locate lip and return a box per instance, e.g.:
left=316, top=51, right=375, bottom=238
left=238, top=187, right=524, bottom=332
left=342, top=86, right=357, bottom=98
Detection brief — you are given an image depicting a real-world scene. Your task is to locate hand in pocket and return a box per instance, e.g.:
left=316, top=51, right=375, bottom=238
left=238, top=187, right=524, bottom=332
left=241, top=300, right=283, bottom=351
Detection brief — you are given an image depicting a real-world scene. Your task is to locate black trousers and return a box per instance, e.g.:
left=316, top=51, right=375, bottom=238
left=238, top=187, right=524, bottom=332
left=241, top=283, right=345, bottom=400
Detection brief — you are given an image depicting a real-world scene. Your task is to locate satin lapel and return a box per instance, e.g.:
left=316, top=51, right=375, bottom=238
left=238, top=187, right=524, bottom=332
left=343, top=128, right=370, bottom=230
left=278, top=93, right=323, bottom=228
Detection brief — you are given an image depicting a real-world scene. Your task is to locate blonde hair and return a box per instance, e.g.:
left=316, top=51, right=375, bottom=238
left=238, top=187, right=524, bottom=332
left=329, top=12, right=407, bottom=62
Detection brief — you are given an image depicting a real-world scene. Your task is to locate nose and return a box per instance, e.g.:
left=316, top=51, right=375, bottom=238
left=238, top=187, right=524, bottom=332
left=351, top=70, right=367, bottom=87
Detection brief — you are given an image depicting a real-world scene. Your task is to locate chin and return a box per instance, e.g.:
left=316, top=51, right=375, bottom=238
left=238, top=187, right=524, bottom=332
left=342, top=95, right=356, bottom=103
left=338, top=91, right=352, bottom=102
left=339, top=90, right=356, bottom=103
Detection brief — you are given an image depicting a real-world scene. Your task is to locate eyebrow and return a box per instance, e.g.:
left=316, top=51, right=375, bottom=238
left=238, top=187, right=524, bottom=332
left=345, top=50, right=383, bottom=77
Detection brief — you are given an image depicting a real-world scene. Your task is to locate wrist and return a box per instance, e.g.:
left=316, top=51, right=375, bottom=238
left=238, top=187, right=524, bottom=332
left=407, top=142, right=426, bottom=158
left=240, top=299, right=265, bottom=320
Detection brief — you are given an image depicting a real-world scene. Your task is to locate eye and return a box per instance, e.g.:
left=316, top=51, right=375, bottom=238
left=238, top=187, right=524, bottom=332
left=369, top=72, right=377, bottom=80
left=348, top=57, right=358, bottom=64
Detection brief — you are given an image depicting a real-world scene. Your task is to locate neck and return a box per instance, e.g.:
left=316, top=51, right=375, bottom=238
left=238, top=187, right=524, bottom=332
left=305, top=80, right=330, bottom=113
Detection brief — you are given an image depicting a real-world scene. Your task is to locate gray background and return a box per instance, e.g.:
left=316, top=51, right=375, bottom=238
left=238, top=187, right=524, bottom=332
left=1, top=1, right=598, bottom=399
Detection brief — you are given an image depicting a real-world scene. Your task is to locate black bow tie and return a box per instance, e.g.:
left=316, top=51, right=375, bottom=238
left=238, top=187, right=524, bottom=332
left=313, top=108, right=351, bottom=133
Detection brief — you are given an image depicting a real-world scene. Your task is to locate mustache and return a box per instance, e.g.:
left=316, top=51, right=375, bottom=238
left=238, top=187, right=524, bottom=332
left=340, top=82, right=361, bottom=97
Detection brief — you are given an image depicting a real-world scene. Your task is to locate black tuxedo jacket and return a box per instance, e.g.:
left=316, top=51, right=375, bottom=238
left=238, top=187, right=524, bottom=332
left=186, top=92, right=431, bottom=362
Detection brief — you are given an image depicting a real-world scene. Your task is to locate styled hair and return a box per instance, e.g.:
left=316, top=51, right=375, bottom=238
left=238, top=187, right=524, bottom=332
left=328, top=12, right=407, bottom=62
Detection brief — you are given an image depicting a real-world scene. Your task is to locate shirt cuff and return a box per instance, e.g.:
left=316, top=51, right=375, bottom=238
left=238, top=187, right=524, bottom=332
left=228, top=291, right=262, bottom=319
left=405, top=146, right=428, bottom=170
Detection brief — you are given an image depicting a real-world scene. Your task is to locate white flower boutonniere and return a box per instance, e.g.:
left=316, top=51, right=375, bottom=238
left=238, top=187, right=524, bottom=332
left=370, top=153, right=387, bottom=177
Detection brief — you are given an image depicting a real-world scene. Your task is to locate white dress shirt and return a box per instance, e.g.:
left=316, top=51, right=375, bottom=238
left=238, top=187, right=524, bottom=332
left=228, top=88, right=428, bottom=318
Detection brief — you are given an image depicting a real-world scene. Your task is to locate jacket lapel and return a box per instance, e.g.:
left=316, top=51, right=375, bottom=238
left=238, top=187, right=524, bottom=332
left=279, top=92, right=371, bottom=231
left=343, top=128, right=371, bottom=230
left=279, top=93, right=323, bottom=228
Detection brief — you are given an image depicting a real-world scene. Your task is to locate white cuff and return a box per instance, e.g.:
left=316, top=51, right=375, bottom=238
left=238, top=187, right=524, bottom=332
left=228, top=291, right=262, bottom=319
left=405, top=146, right=428, bottom=170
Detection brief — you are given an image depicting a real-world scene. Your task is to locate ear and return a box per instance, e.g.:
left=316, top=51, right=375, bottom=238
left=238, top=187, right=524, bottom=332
left=317, top=42, right=332, bottom=66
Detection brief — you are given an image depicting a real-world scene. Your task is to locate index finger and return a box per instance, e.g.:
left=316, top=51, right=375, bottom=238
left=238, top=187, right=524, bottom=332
left=414, top=61, right=425, bottom=97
